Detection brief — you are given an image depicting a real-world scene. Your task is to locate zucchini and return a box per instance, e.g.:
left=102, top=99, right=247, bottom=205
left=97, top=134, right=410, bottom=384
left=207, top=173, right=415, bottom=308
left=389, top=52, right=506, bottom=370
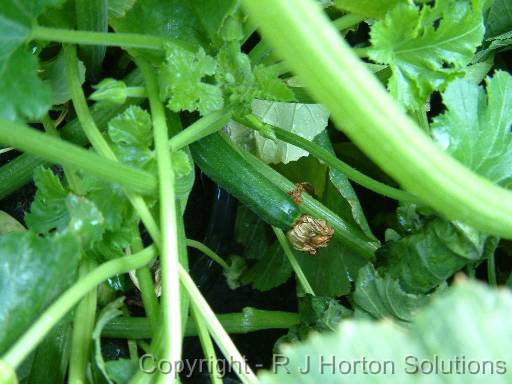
left=190, top=133, right=379, bottom=258
left=191, top=133, right=299, bottom=229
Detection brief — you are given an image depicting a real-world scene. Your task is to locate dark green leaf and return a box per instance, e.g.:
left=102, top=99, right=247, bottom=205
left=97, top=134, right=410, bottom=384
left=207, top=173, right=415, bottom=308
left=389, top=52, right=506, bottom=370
left=110, top=0, right=207, bottom=60
left=189, top=0, right=240, bottom=44
left=0, top=47, right=52, bottom=121
left=486, top=0, right=512, bottom=38
left=378, top=217, right=490, bottom=293
left=28, top=319, right=72, bottom=384
left=353, top=264, right=430, bottom=323
left=105, top=359, right=138, bottom=384
left=314, top=131, right=375, bottom=240
left=432, top=71, right=512, bottom=186
left=0, top=0, right=63, bottom=120
left=0, top=231, right=80, bottom=353
left=241, top=242, right=292, bottom=291
left=277, top=295, right=351, bottom=345
left=295, top=237, right=366, bottom=297
left=40, top=49, right=86, bottom=105
left=25, top=167, right=69, bottom=234
left=234, top=205, right=273, bottom=261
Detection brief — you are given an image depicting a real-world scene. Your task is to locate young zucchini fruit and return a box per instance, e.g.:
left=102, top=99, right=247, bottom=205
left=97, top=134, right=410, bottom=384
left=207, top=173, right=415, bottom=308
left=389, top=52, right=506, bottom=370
left=190, top=132, right=378, bottom=258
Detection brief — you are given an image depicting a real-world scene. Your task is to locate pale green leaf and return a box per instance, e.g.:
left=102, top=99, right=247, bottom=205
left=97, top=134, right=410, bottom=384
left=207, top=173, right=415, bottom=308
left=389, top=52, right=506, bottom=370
left=260, top=280, right=512, bottom=383
left=228, top=101, right=329, bottom=164
left=334, top=0, right=407, bottom=19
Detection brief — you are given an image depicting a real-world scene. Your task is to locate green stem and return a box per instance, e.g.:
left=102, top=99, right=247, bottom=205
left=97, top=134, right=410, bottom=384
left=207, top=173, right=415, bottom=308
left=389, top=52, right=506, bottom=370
left=243, top=115, right=418, bottom=202
left=242, top=0, right=512, bottom=239
left=332, top=13, right=366, bottom=31
left=126, top=87, right=147, bottom=98
left=64, top=44, right=160, bottom=241
left=178, top=265, right=259, bottom=384
left=132, top=231, right=160, bottom=331
left=272, top=227, right=315, bottom=295
left=41, top=114, right=82, bottom=192
left=64, top=45, right=116, bottom=158
left=138, top=58, right=182, bottom=371
left=103, top=309, right=300, bottom=339
left=168, top=110, right=231, bottom=152
left=0, top=119, right=155, bottom=195
left=190, top=306, right=223, bottom=384
left=31, top=25, right=192, bottom=51
left=68, top=260, right=97, bottom=384
left=413, top=106, right=430, bottom=133
left=487, top=253, right=497, bottom=286
left=186, top=239, right=229, bottom=270
left=2, top=246, right=157, bottom=369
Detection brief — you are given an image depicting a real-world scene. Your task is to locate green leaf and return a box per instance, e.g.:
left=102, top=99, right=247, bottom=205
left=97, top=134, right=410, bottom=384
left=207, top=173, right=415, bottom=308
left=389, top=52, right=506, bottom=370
left=0, top=231, right=80, bottom=354
left=334, top=0, right=407, bottom=19
left=378, top=216, right=491, bottom=294
left=26, top=167, right=106, bottom=248
left=189, top=0, right=240, bottom=44
left=369, top=0, right=486, bottom=109
left=0, top=46, right=52, bottom=121
left=25, top=167, right=69, bottom=234
left=486, top=0, right=512, bottom=38
left=108, top=105, right=154, bottom=168
left=241, top=242, right=292, bottom=291
left=295, top=237, right=366, bottom=297
left=277, top=295, right=351, bottom=345
left=92, top=297, right=125, bottom=384
left=110, top=0, right=207, bottom=60
left=159, top=45, right=223, bottom=115
left=432, top=71, right=512, bottom=186
left=314, top=131, right=375, bottom=240
left=260, top=280, right=512, bottom=383
left=66, top=194, right=105, bottom=247
left=0, top=0, right=63, bottom=120
left=104, top=359, right=138, bottom=384
left=234, top=205, right=273, bottom=261
left=215, top=42, right=295, bottom=114
left=28, top=319, right=72, bottom=384
left=41, top=49, right=86, bottom=105
left=353, top=264, right=430, bottom=323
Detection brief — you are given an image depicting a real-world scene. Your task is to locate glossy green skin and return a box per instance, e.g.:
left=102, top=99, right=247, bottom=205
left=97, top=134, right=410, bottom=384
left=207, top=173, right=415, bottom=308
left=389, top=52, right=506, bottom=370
left=190, top=133, right=300, bottom=229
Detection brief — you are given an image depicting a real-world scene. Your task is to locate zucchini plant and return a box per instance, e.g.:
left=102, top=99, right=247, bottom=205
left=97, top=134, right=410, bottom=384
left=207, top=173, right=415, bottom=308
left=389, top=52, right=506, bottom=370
left=0, top=0, right=512, bottom=383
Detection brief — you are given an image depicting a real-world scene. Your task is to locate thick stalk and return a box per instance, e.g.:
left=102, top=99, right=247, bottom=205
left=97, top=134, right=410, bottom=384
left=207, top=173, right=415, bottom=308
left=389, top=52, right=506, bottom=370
left=272, top=227, right=315, bottom=295
left=31, top=26, right=192, bottom=51
left=178, top=266, right=259, bottom=384
left=68, top=260, right=97, bottom=384
left=102, top=309, right=300, bottom=339
left=241, top=0, right=512, bottom=239
left=137, top=58, right=182, bottom=376
left=0, top=119, right=155, bottom=195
